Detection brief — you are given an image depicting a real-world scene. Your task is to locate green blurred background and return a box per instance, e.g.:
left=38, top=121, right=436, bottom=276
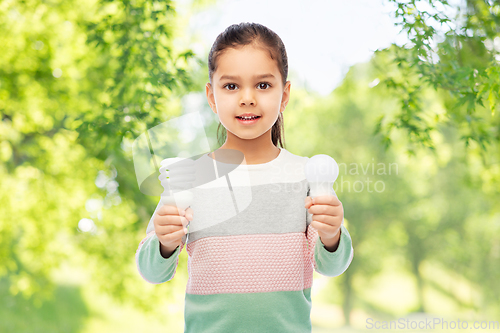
left=1, top=0, right=499, bottom=332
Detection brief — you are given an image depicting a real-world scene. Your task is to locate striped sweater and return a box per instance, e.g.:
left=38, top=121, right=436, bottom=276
left=136, top=147, right=354, bottom=333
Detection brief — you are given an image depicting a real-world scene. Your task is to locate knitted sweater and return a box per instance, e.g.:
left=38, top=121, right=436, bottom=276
left=135, top=148, right=354, bottom=333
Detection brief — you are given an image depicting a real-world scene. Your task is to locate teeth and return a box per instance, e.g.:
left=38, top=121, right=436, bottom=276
left=239, top=116, right=258, bottom=120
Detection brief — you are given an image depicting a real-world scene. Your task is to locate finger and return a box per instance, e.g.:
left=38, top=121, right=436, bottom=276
left=311, top=195, right=341, bottom=207
left=185, top=207, right=194, bottom=221
left=180, top=216, right=189, bottom=227
left=158, top=204, right=186, bottom=217
left=157, top=224, right=183, bottom=235
left=161, top=226, right=188, bottom=240
left=308, top=204, right=332, bottom=216
left=308, top=204, right=343, bottom=217
left=304, top=196, right=313, bottom=209
left=156, top=215, right=188, bottom=227
left=310, top=214, right=340, bottom=227
left=310, top=220, right=340, bottom=237
left=309, top=220, right=329, bottom=233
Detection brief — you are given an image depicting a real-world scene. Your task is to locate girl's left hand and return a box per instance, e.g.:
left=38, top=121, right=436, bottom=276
left=304, top=195, right=343, bottom=241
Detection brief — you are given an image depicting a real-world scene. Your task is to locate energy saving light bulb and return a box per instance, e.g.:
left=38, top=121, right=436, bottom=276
left=305, top=154, right=339, bottom=198
left=158, top=157, right=195, bottom=231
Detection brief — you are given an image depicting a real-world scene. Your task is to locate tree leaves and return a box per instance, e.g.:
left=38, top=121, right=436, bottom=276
left=0, top=0, right=200, bottom=312
left=382, top=0, right=500, bottom=158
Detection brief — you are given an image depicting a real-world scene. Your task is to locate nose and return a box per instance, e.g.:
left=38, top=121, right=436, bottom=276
left=239, top=87, right=256, bottom=106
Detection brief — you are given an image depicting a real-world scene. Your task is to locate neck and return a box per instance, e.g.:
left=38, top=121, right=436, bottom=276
left=218, top=129, right=281, bottom=165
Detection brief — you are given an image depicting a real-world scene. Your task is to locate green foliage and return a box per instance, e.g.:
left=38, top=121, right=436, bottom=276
left=0, top=277, right=89, bottom=333
left=0, top=0, right=200, bottom=314
left=75, top=0, right=199, bottom=157
left=379, top=0, right=500, bottom=156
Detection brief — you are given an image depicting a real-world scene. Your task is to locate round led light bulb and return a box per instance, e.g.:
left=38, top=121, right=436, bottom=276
left=305, top=154, right=339, bottom=198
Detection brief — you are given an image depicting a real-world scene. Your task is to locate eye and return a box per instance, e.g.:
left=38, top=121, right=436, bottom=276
left=257, top=82, right=271, bottom=90
left=223, top=83, right=237, bottom=91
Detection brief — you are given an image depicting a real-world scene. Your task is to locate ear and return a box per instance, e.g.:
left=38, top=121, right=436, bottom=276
left=280, top=81, right=291, bottom=113
left=206, top=83, right=217, bottom=114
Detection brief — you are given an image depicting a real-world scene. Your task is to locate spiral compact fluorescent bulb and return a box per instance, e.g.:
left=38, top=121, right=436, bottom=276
left=158, top=157, right=195, bottom=232
left=305, top=154, right=339, bottom=198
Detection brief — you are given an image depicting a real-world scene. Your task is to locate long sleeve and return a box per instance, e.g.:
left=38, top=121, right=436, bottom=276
left=306, top=222, right=353, bottom=277
left=305, top=189, right=354, bottom=277
left=135, top=229, right=187, bottom=284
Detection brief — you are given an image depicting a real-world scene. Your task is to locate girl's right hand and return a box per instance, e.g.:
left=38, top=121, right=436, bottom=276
left=153, top=204, right=194, bottom=258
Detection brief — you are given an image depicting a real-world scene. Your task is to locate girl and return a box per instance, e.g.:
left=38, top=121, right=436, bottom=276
left=136, top=22, right=354, bottom=333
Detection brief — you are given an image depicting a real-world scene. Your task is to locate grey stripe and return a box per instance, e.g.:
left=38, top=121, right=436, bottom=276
left=187, top=179, right=310, bottom=243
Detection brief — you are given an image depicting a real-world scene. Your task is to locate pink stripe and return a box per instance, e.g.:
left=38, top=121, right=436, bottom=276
left=185, top=233, right=315, bottom=295
left=306, top=224, right=320, bottom=272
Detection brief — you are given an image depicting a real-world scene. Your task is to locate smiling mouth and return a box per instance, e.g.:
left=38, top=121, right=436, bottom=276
left=235, top=116, right=261, bottom=120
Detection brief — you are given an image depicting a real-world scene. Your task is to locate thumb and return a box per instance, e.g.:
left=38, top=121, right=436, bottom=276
left=185, top=206, right=194, bottom=221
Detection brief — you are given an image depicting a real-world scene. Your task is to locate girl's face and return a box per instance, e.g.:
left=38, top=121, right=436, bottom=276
left=206, top=44, right=290, bottom=145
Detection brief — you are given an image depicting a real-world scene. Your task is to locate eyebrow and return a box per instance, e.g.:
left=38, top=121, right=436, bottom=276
left=219, top=73, right=276, bottom=81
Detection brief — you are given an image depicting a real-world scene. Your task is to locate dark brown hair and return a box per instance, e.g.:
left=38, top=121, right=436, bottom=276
left=208, top=22, right=288, bottom=149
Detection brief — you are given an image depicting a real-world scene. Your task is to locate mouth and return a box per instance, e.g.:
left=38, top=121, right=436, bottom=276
left=235, top=115, right=261, bottom=124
